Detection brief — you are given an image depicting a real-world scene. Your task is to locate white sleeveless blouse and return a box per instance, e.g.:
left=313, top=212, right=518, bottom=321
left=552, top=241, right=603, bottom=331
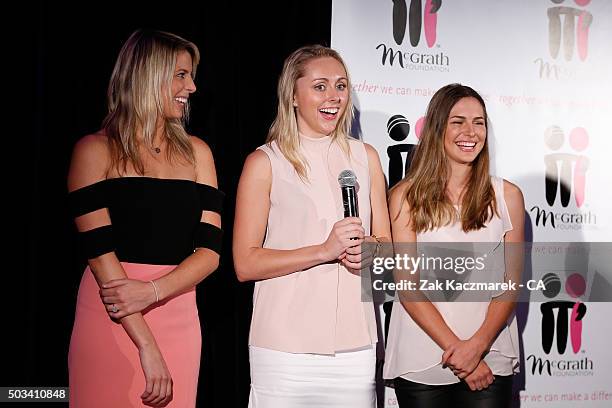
left=383, top=176, right=520, bottom=384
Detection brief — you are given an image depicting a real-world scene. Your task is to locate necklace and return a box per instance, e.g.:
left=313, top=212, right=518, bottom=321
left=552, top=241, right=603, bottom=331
left=152, top=139, right=163, bottom=154
left=147, top=136, right=164, bottom=154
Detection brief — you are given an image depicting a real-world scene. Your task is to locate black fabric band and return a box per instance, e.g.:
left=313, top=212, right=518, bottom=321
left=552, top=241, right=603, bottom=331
left=80, top=225, right=115, bottom=259
left=194, top=222, right=223, bottom=254
left=198, top=184, right=224, bottom=214
left=68, top=182, right=108, bottom=217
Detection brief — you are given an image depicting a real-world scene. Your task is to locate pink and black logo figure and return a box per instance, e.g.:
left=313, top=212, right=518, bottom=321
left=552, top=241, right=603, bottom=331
left=392, top=0, right=442, bottom=47
left=540, top=273, right=587, bottom=354
left=547, top=0, right=593, bottom=61
left=387, top=115, right=424, bottom=188
left=544, top=126, right=589, bottom=208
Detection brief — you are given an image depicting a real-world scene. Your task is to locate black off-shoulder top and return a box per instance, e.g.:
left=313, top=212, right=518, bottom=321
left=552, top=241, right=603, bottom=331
left=68, top=177, right=224, bottom=265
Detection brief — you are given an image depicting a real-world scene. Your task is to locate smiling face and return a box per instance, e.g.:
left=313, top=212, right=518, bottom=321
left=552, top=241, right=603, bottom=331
left=163, top=50, right=196, bottom=119
left=293, top=56, right=348, bottom=138
left=443, top=96, right=487, bottom=166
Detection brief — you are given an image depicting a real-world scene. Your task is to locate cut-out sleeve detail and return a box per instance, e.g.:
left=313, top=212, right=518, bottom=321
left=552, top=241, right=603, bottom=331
left=68, top=181, right=114, bottom=259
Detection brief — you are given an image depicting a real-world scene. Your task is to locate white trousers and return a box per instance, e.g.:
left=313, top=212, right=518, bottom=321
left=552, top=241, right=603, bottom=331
left=248, top=346, right=376, bottom=408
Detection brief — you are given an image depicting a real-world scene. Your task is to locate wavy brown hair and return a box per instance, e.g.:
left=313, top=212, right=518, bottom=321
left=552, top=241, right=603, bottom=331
left=267, top=45, right=354, bottom=181
left=394, top=84, right=498, bottom=232
left=102, top=29, right=200, bottom=176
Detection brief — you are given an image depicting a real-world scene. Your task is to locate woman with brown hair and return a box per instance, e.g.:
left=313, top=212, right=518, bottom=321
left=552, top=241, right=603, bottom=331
left=384, top=84, right=524, bottom=408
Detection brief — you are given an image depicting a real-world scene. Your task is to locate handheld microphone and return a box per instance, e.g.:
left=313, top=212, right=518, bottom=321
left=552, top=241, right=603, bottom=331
left=338, top=170, right=359, bottom=217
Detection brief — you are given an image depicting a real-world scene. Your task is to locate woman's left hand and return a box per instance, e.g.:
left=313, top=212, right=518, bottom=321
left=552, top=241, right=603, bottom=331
left=100, top=279, right=158, bottom=319
left=463, top=360, right=494, bottom=391
left=441, top=336, right=488, bottom=379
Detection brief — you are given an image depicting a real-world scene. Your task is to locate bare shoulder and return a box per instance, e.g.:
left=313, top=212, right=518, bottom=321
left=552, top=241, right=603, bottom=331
left=190, top=136, right=217, bottom=186
left=362, top=142, right=385, bottom=181
left=388, top=181, right=410, bottom=214
left=237, top=149, right=272, bottom=199
left=72, top=132, right=109, bottom=160
left=190, top=135, right=213, bottom=161
left=68, top=132, right=110, bottom=191
left=363, top=142, right=382, bottom=163
left=503, top=179, right=524, bottom=205
left=502, top=179, right=525, bottom=217
left=352, top=140, right=378, bottom=159
left=363, top=141, right=377, bottom=155
left=388, top=181, right=415, bottom=237
left=243, top=149, right=271, bottom=179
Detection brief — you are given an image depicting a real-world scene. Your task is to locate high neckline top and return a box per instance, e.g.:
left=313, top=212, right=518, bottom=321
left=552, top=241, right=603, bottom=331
left=299, top=133, right=332, bottom=142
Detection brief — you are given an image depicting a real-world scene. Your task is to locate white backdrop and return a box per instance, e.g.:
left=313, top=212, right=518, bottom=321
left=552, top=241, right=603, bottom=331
left=331, top=0, right=612, bottom=406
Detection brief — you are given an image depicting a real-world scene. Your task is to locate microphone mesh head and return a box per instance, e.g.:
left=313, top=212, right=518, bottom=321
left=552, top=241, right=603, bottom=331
left=338, top=169, right=357, bottom=187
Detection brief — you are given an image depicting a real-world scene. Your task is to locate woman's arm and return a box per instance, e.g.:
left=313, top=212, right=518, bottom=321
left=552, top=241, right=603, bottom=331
left=233, top=149, right=365, bottom=282
left=68, top=134, right=172, bottom=406
left=389, top=185, right=462, bottom=351
left=443, top=180, right=525, bottom=377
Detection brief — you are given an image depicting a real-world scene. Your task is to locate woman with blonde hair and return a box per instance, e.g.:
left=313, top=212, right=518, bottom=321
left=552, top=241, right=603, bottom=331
left=384, top=84, right=523, bottom=408
left=233, top=44, right=391, bottom=407
left=67, top=29, right=223, bottom=407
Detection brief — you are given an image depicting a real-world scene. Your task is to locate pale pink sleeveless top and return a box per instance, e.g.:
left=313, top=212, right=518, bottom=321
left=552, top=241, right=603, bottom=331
left=383, top=176, right=520, bottom=383
left=248, top=135, right=378, bottom=354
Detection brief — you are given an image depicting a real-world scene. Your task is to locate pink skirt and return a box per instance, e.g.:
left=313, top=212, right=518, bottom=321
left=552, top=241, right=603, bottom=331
left=68, top=263, right=201, bottom=407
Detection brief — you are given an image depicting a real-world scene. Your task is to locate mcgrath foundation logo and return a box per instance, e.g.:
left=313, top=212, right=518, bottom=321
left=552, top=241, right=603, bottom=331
left=526, top=272, right=594, bottom=377
left=529, top=126, right=597, bottom=230
left=547, top=0, right=593, bottom=61
left=375, top=0, right=449, bottom=72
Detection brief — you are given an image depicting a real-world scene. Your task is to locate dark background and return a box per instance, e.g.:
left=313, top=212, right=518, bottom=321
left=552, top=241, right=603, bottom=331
left=13, top=1, right=332, bottom=406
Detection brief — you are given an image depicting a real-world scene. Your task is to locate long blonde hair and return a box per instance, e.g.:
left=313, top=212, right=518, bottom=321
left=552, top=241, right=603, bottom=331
left=395, top=84, right=498, bottom=232
left=102, top=29, right=200, bottom=175
left=267, top=45, right=354, bottom=180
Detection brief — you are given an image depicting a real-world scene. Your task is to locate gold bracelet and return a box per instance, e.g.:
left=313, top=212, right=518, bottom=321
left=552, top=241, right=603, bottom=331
left=371, top=234, right=382, bottom=258
left=149, top=280, right=160, bottom=303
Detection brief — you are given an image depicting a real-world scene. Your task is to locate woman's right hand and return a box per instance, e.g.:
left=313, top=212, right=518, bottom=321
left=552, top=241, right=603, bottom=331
left=463, top=360, right=494, bottom=391
left=139, top=344, right=173, bottom=407
left=321, top=217, right=365, bottom=261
